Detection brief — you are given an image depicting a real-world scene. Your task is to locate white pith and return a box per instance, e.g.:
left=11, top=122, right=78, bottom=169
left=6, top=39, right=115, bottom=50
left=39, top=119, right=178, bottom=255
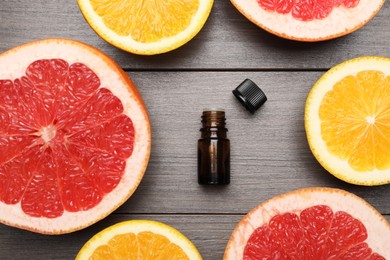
left=0, top=39, right=151, bottom=234
left=224, top=188, right=390, bottom=259
left=230, top=0, right=384, bottom=40
left=77, top=0, right=214, bottom=54
left=76, top=220, right=202, bottom=259
left=305, top=56, right=390, bottom=185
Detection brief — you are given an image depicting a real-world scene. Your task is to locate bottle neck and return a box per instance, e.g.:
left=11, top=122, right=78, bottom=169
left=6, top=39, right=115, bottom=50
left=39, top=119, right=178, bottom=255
left=200, top=110, right=227, bottom=138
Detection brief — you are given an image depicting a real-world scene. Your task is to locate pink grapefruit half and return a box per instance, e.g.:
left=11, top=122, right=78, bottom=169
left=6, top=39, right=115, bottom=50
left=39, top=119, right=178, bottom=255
left=224, top=187, right=390, bottom=259
left=0, top=39, right=151, bottom=234
left=230, top=0, right=385, bottom=41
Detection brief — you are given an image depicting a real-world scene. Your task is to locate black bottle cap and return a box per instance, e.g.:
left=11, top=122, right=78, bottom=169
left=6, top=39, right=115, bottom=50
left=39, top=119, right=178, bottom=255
left=232, top=79, right=267, bottom=114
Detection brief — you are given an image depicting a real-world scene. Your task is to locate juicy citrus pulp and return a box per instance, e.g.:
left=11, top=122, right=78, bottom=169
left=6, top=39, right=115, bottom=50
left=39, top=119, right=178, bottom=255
left=224, top=188, right=390, bottom=259
left=76, top=220, right=202, bottom=259
left=77, top=0, right=214, bottom=55
left=257, top=0, right=360, bottom=21
left=0, top=39, right=151, bottom=234
left=305, top=56, right=390, bottom=185
left=244, top=205, right=384, bottom=259
left=230, top=0, right=385, bottom=41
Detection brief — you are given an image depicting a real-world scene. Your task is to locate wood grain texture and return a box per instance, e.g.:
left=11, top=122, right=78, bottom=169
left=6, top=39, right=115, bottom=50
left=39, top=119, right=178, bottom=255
left=115, top=71, right=390, bottom=215
left=0, top=1, right=389, bottom=69
left=0, top=214, right=389, bottom=260
left=1, top=1, right=390, bottom=259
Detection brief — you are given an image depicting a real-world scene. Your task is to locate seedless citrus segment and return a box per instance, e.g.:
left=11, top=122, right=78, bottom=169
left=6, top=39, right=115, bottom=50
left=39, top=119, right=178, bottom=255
left=230, top=0, right=384, bottom=41
left=76, top=220, right=202, bottom=259
left=224, top=188, right=390, bottom=259
left=305, top=56, right=390, bottom=185
left=90, top=0, right=200, bottom=43
left=0, top=39, right=151, bottom=234
left=77, top=0, right=214, bottom=54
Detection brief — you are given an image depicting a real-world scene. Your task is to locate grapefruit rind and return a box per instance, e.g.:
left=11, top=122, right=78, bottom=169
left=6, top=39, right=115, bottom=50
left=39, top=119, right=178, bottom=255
left=305, top=56, right=390, bottom=186
left=0, top=39, right=151, bottom=234
left=230, top=0, right=385, bottom=41
left=75, top=220, right=202, bottom=259
left=224, top=187, right=390, bottom=259
left=77, top=0, right=214, bottom=55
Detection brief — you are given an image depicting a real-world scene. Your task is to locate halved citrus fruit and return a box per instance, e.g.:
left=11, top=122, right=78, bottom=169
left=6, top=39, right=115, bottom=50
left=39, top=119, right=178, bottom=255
left=76, top=220, right=202, bottom=259
left=77, top=0, right=214, bottom=55
left=224, top=187, right=390, bottom=259
left=0, top=39, right=151, bottom=234
left=305, top=56, right=390, bottom=186
left=230, top=0, right=385, bottom=41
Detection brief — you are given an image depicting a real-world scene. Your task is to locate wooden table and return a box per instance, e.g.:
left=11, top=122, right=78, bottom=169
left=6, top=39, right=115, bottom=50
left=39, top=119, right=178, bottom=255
left=1, top=1, right=389, bottom=259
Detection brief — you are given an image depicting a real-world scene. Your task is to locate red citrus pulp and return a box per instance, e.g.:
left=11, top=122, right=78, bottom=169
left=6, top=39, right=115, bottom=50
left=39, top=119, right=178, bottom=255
left=224, top=188, right=390, bottom=259
left=230, top=0, right=385, bottom=41
left=0, top=39, right=151, bottom=234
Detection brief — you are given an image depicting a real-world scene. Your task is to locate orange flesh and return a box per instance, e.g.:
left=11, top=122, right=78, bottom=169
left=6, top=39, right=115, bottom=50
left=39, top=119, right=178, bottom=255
left=91, top=231, right=189, bottom=259
left=319, top=70, right=390, bottom=171
left=90, top=0, right=199, bottom=43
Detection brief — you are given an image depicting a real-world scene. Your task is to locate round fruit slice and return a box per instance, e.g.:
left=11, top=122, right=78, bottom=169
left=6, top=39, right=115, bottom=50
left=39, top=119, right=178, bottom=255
left=77, top=0, right=214, bottom=55
left=0, top=39, right=151, bottom=234
left=76, top=220, right=202, bottom=259
left=230, top=0, right=384, bottom=41
left=305, top=56, right=390, bottom=186
left=224, top=187, right=390, bottom=259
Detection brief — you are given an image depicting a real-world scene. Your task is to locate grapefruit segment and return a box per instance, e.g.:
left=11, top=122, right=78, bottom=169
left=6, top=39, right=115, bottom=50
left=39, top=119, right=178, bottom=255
left=231, top=0, right=384, bottom=41
left=224, top=188, right=390, bottom=259
left=0, top=39, right=151, bottom=234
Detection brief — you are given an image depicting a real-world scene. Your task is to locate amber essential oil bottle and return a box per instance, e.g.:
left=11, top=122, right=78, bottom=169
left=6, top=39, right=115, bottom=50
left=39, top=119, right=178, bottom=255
left=198, top=109, right=230, bottom=185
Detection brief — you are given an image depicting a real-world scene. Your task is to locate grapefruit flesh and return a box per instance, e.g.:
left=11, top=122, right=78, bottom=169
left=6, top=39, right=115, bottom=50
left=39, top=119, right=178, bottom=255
left=230, top=0, right=385, bottom=41
left=0, top=39, right=151, bottom=234
left=257, top=0, right=360, bottom=21
left=224, top=188, right=390, bottom=259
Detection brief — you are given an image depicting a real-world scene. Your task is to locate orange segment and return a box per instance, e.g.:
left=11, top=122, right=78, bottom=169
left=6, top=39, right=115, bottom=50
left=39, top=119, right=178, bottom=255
left=76, top=220, right=202, bottom=260
left=319, top=70, right=390, bottom=171
left=77, top=0, right=213, bottom=54
left=305, top=56, right=390, bottom=185
left=90, top=0, right=199, bottom=43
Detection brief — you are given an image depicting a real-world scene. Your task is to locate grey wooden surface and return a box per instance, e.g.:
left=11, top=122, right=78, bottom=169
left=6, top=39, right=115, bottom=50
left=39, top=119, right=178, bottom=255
left=0, top=1, right=389, bottom=260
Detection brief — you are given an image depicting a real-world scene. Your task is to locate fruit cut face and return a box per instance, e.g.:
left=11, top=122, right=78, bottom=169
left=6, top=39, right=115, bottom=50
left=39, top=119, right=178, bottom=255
left=92, top=231, right=189, bottom=259
left=231, top=0, right=384, bottom=41
left=90, top=0, right=200, bottom=43
left=257, top=0, right=360, bottom=21
left=319, top=70, right=390, bottom=172
left=0, top=59, right=135, bottom=218
left=243, top=205, right=385, bottom=259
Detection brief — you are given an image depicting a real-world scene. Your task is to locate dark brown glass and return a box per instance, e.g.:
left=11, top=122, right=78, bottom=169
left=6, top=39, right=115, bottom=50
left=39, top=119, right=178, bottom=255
left=198, top=110, right=230, bottom=185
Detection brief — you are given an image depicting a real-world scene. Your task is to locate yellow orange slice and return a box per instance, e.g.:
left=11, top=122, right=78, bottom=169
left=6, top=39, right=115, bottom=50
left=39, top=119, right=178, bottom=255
left=76, top=220, right=202, bottom=259
left=77, top=0, right=214, bottom=55
left=305, top=56, right=390, bottom=185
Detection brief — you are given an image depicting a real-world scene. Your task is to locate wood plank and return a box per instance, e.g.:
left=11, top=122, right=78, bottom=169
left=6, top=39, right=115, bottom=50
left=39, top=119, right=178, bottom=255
left=0, top=214, right=389, bottom=260
left=1, top=1, right=389, bottom=70
left=111, top=71, right=390, bottom=215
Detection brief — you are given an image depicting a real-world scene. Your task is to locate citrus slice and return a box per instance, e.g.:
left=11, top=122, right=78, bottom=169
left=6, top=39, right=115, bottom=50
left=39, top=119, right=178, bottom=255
left=77, top=0, right=214, bottom=55
left=0, top=39, right=151, bottom=234
left=230, top=0, right=384, bottom=41
left=224, top=187, right=390, bottom=259
left=76, top=220, right=202, bottom=259
left=305, top=56, right=390, bottom=186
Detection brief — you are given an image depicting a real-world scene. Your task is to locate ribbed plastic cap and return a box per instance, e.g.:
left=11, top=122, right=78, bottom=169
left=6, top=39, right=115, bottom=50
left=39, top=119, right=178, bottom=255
left=232, top=79, right=267, bottom=114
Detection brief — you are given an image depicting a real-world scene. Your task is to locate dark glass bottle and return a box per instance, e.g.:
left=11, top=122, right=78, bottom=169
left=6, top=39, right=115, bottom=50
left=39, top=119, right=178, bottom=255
left=198, top=109, right=230, bottom=185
